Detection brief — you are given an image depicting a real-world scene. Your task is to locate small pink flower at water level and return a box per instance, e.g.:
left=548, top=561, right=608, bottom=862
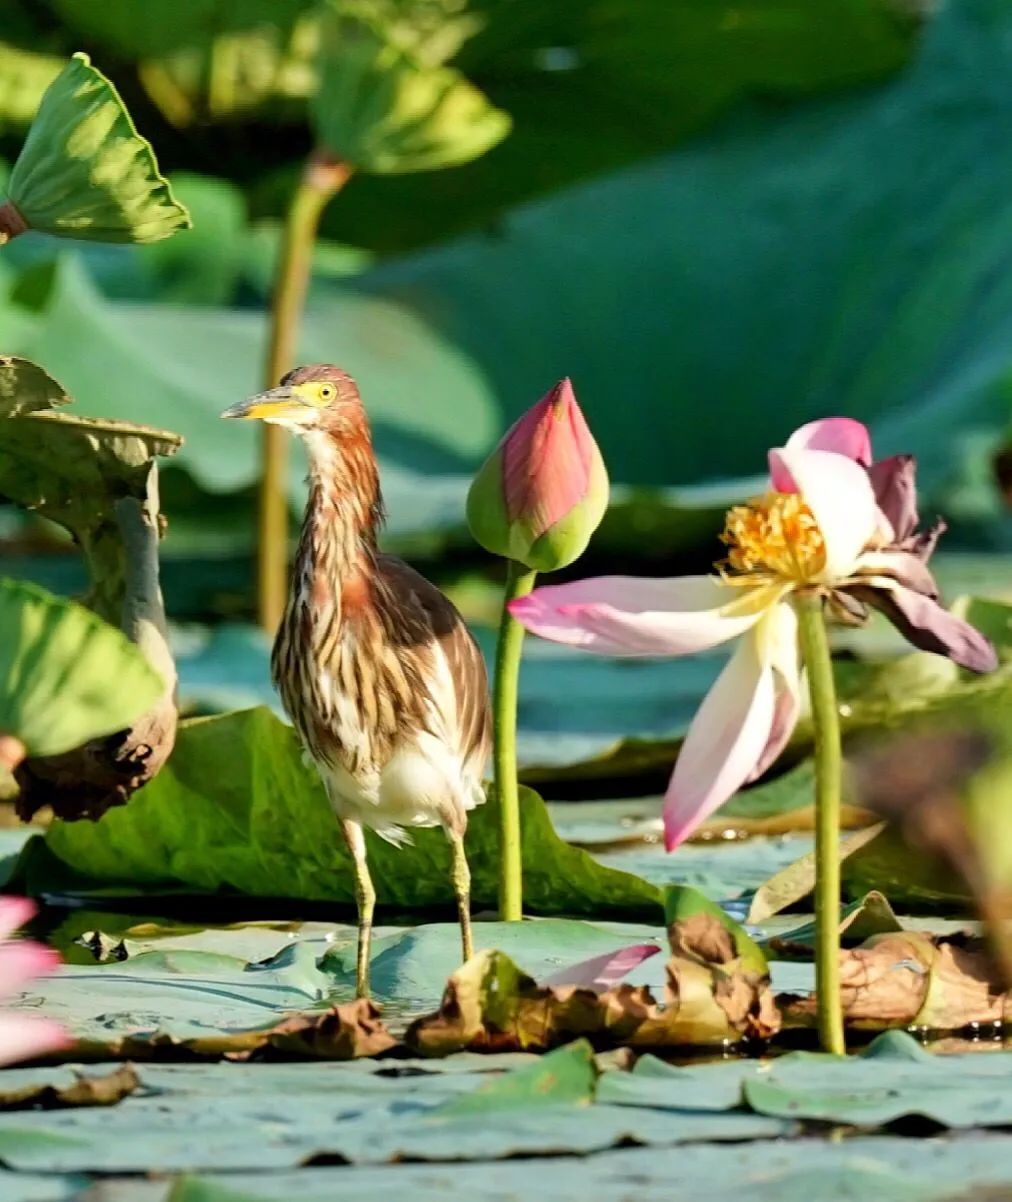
left=0, top=897, right=67, bottom=1066
left=467, top=379, right=609, bottom=572
left=509, top=417, right=997, bottom=851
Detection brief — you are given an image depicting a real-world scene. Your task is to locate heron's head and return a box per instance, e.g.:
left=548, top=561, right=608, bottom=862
left=221, top=364, right=362, bottom=432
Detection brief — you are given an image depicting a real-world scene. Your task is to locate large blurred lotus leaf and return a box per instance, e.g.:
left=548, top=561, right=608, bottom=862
left=348, top=0, right=1012, bottom=498
left=0, top=578, right=166, bottom=759
left=6, top=254, right=498, bottom=513
left=312, top=11, right=510, bottom=174
left=0, top=354, right=70, bottom=417
left=129, top=173, right=248, bottom=305
left=37, top=706, right=662, bottom=919
left=52, top=1, right=314, bottom=58
left=0, top=44, right=63, bottom=134
left=302, top=0, right=918, bottom=253
left=5, top=53, right=190, bottom=244
left=52, top=0, right=318, bottom=126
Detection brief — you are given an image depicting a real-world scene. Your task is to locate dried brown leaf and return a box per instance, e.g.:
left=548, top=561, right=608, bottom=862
left=250, top=1000, right=397, bottom=1060
left=780, top=931, right=1012, bottom=1032
left=406, top=941, right=780, bottom=1057
left=0, top=1064, right=139, bottom=1109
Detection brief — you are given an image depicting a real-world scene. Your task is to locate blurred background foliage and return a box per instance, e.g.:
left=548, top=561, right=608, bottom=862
left=1, top=0, right=1011, bottom=729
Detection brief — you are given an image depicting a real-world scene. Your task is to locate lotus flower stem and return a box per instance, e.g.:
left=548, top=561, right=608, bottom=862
left=795, top=590, right=846, bottom=1055
left=259, top=150, right=352, bottom=631
left=494, top=559, right=538, bottom=920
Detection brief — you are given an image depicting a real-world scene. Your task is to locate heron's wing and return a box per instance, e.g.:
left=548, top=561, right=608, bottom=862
left=376, top=555, right=491, bottom=780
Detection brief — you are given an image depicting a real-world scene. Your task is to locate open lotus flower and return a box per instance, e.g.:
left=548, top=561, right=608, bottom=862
left=0, top=897, right=67, bottom=1066
left=510, top=418, right=997, bottom=851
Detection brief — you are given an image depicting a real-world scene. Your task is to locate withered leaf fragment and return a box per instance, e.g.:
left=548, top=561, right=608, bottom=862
left=0, top=1063, right=139, bottom=1109
left=780, top=931, right=1012, bottom=1032
left=232, top=1000, right=396, bottom=1061
left=67, top=1000, right=396, bottom=1062
left=406, top=910, right=780, bottom=1056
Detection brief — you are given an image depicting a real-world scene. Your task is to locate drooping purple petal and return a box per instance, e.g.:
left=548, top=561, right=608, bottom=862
left=868, top=455, right=919, bottom=543
left=850, top=582, right=998, bottom=673
left=851, top=549, right=939, bottom=598
left=541, top=943, right=662, bottom=992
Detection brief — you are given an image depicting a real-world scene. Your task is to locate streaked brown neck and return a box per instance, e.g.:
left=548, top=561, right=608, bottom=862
left=295, top=422, right=384, bottom=614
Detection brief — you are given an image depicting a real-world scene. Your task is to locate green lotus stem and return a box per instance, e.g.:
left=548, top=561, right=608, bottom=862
left=493, top=559, right=538, bottom=921
left=259, top=150, right=352, bottom=632
left=795, top=590, right=846, bottom=1055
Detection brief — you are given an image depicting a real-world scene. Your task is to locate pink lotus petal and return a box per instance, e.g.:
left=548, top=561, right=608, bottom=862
left=0, top=941, right=61, bottom=999
left=0, top=1015, right=70, bottom=1068
left=746, top=603, right=801, bottom=783
left=541, top=943, right=662, bottom=992
left=663, top=630, right=777, bottom=850
left=770, top=417, right=873, bottom=490
left=509, top=576, right=784, bottom=658
left=768, top=447, right=879, bottom=581
left=501, top=378, right=596, bottom=537
left=0, top=898, right=35, bottom=942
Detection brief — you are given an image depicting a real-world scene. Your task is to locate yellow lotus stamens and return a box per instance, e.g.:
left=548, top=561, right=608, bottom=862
left=720, top=491, right=825, bottom=584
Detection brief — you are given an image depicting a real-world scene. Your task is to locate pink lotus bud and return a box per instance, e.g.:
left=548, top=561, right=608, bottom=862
left=467, top=379, right=609, bottom=571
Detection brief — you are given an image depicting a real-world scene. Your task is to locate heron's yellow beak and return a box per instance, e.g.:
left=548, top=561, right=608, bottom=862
left=221, top=385, right=307, bottom=422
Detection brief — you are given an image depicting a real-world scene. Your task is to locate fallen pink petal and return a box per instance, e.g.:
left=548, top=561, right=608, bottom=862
left=0, top=897, right=69, bottom=1066
left=541, top=943, right=663, bottom=991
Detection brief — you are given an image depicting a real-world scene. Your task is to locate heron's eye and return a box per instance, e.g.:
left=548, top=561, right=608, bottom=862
left=318, top=383, right=335, bottom=402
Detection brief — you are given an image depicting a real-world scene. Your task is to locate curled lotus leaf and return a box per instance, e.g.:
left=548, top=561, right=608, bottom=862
left=4, top=52, right=190, bottom=244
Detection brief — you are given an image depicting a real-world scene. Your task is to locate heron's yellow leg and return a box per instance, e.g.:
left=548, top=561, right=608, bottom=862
left=341, top=818, right=375, bottom=998
left=449, top=831, right=473, bottom=963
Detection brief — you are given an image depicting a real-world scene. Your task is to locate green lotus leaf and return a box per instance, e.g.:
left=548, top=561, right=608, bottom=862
left=0, top=355, right=70, bottom=418
left=312, top=11, right=510, bottom=174
left=5, top=53, right=191, bottom=243
left=0, top=578, right=167, bottom=758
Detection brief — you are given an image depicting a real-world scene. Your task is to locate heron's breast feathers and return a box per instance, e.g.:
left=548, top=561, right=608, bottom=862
left=272, top=555, right=491, bottom=810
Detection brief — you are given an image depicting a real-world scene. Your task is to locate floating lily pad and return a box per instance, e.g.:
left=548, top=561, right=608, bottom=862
left=23, top=707, right=662, bottom=920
